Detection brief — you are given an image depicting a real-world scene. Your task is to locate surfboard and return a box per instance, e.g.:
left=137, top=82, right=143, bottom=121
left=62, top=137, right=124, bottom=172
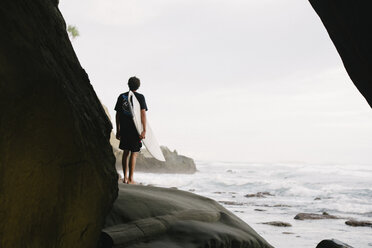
left=128, top=91, right=166, bottom=161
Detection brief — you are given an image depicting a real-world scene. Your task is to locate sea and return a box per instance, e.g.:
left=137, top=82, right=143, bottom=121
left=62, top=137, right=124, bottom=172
left=127, top=161, right=372, bottom=248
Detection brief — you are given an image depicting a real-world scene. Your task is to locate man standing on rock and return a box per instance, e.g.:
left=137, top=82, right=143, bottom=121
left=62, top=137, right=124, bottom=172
left=115, top=76, right=147, bottom=184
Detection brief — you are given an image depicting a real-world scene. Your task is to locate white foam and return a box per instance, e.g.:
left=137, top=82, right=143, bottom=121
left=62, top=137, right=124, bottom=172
left=129, top=161, right=372, bottom=248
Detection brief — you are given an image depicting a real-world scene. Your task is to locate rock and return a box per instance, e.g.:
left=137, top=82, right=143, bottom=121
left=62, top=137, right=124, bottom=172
left=254, top=209, right=267, bottom=212
left=234, top=211, right=245, bottom=213
left=0, top=1, right=118, bottom=247
left=316, top=239, right=353, bottom=248
left=255, top=204, right=291, bottom=208
left=218, top=201, right=245, bottom=206
left=245, top=192, right=275, bottom=198
left=282, top=232, right=295, bottom=235
left=273, top=204, right=291, bottom=208
left=345, top=220, right=372, bottom=227
left=114, top=145, right=197, bottom=174
left=309, top=1, right=372, bottom=108
left=102, top=184, right=273, bottom=248
left=314, top=197, right=332, bottom=201
left=261, top=221, right=292, bottom=227
left=294, top=212, right=340, bottom=220
left=137, top=146, right=197, bottom=173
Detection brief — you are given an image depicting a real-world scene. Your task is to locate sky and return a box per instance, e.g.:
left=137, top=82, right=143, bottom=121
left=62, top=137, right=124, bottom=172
left=59, top=0, right=372, bottom=164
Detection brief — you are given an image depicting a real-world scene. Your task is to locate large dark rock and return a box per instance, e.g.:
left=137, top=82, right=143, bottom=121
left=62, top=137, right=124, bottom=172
left=309, top=1, right=372, bottom=108
left=101, top=184, right=273, bottom=248
left=316, top=239, right=353, bottom=248
left=0, top=1, right=118, bottom=247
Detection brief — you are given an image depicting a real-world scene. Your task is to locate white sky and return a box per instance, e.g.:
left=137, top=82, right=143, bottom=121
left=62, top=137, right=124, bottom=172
left=59, top=0, right=372, bottom=164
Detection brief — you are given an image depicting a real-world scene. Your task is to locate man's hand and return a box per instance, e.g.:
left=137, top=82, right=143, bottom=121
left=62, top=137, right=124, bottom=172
left=116, top=132, right=121, bottom=140
left=140, top=131, right=146, bottom=140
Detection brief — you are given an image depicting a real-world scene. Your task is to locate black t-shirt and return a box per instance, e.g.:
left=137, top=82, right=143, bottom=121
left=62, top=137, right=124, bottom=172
left=114, top=91, right=148, bottom=119
left=114, top=92, right=147, bottom=151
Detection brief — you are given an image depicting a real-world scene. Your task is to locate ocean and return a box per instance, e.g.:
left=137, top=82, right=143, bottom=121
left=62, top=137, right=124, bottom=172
left=127, top=161, right=372, bottom=247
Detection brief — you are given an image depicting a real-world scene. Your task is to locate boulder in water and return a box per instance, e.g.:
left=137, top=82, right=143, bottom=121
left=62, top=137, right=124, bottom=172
left=316, top=239, right=353, bottom=248
left=294, top=212, right=340, bottom=220
left=345, top=220, right=372, bottom=227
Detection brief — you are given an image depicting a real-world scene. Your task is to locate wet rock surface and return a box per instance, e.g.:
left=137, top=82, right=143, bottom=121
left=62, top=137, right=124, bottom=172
left=218, top=201, right=245, bottom=206
left=345, top=220, right=372, bottom=227
left=254, top=209, right=267, bottom=212
left=245, top=192, right=275, bottom=198
left=102, top=184, right=273, bottom=248
left=261, top=221, right=292, bottom=227
left=0, top=1, right=118, bottom=247
left=294, top=212, right=341, bottom=220
left=316, top=239, right=353, bottom=248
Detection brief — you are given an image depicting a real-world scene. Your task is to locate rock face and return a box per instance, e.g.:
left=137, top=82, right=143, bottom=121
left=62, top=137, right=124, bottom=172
left=0, top=1, right=118, bottom=248
left=309, top=0, right=372, bottom=108
left=135, top=147, right=197, bottom=174
left=101, top=184, right=273, bottom=248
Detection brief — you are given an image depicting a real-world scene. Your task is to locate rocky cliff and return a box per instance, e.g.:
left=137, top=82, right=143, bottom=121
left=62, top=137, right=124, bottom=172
left=135, top=147, right=197, bottom=174
left=114, top=144, right=197, bottom=174
left=309, top=0, right=372, bottom=108
left=0, top=1, right=118, bottom=248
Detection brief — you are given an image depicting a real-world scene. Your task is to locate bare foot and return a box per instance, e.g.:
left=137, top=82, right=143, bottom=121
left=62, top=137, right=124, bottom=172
left=128, top=180, right=136, bottom=185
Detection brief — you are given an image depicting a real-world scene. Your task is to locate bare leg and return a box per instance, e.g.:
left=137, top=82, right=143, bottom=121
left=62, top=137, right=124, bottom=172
left=128, top=152, right=138, bottom=184
left=122, top=150, right=130, bottom=183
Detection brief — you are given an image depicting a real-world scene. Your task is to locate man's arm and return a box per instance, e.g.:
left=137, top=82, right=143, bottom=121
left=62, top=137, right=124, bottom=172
left=115, top=112, right=120, bottom=140
left=140, top=109, right=146, bottom=139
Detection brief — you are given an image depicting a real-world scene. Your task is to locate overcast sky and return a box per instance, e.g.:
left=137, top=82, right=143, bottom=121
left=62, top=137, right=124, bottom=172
left=59, top=0, right=372, bottom=164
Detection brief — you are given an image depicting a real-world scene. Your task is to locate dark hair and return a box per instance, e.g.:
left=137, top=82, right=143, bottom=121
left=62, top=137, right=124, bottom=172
left=128, top=76, right=141, bottom=91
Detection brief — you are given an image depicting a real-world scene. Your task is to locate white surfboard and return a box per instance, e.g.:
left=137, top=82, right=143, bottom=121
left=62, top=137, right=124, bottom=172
left=128, top=91, right=166, bottom=161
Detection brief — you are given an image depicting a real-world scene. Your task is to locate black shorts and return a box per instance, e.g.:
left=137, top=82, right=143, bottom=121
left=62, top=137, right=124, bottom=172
left=119, top=118, right=142, bottom=152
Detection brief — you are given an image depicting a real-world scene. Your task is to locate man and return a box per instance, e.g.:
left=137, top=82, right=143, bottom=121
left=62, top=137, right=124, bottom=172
left=114, top=76, right=147, bottom=184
